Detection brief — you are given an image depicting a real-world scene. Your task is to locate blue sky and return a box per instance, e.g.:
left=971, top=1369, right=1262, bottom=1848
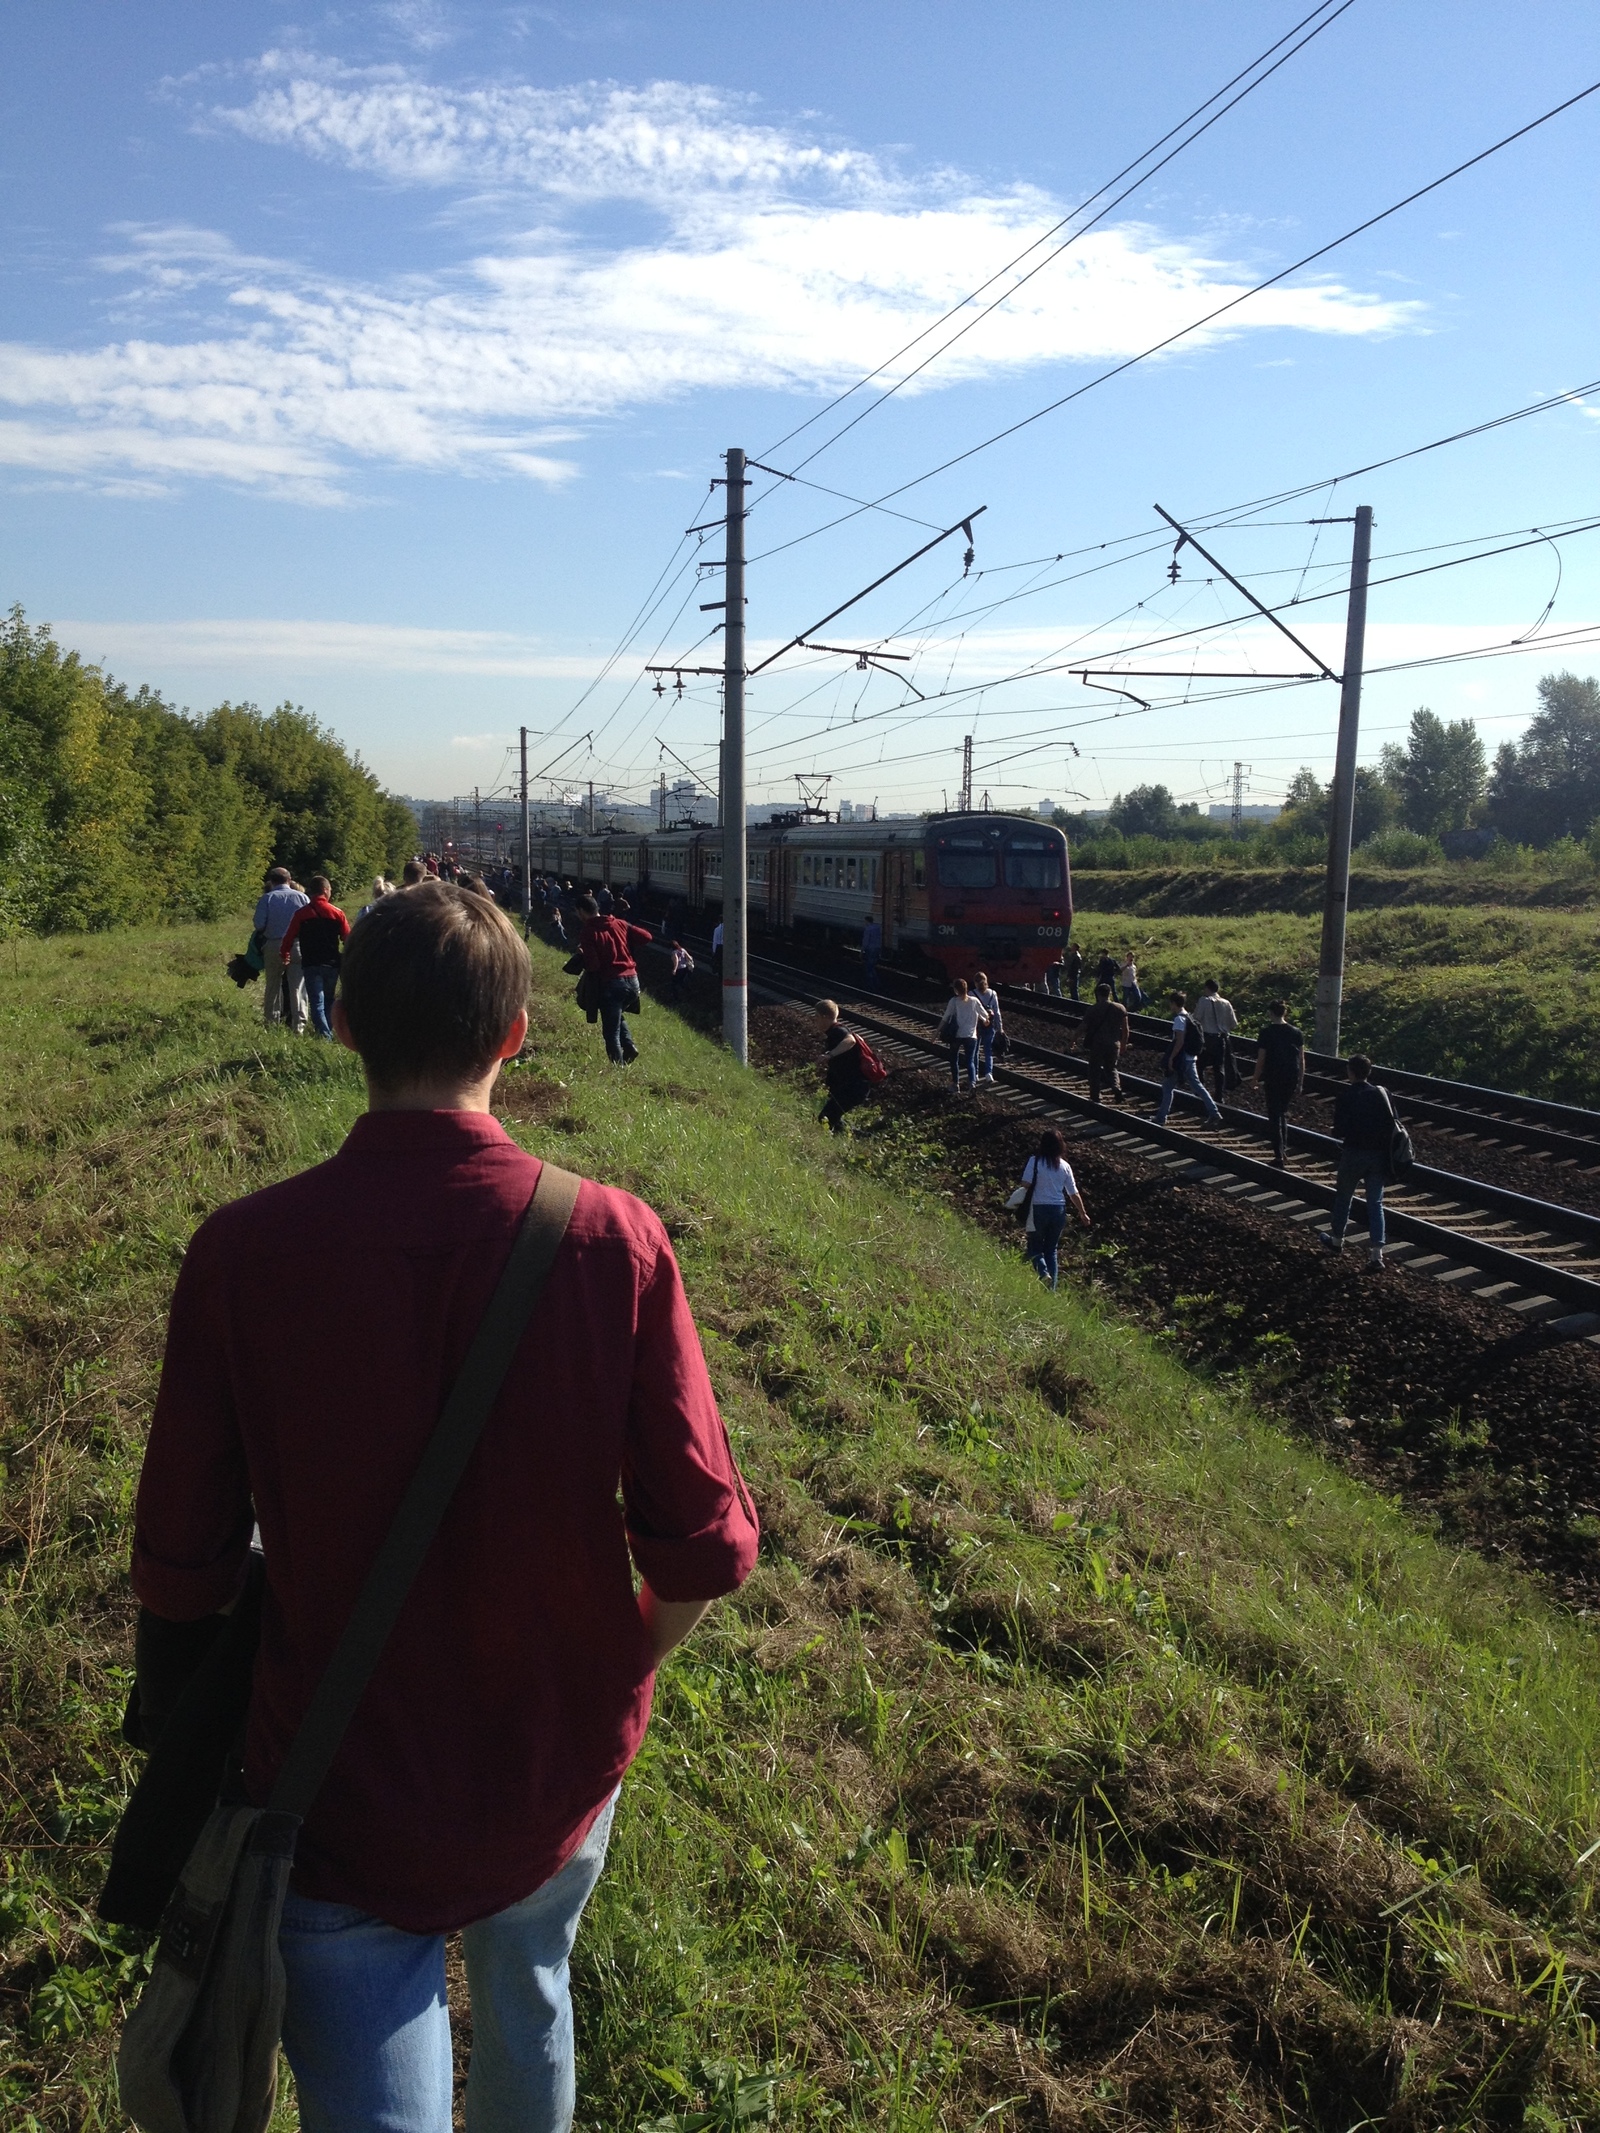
left=3, top=0, right=1598, bottom=819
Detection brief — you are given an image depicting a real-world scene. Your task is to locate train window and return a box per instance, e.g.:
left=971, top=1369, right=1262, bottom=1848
left=912, top=851, right=925, bottom=889
left=936, top=850, right=997, bottom=888
left=845, top=856, right=857, bottom=890
left=1004, top=841, right=1063, bottom=889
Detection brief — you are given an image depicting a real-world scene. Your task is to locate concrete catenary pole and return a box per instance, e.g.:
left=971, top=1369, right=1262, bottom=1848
left=722, top=447, right=749, bottom=1064
left=1314, top=504, right=1374, bottom=1055
left=519, top=728, right=532, bottom=936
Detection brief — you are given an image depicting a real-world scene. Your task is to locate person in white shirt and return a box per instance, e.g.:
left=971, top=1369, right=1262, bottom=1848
left=937, top=978, right=990, bottom=1093
left=1118, top=951, right=1142, bottom=1011
left=972, top=970, right=1004, bottom=1086
left=1192, top=978, right=1240, bottom=1104
left=1017, top=1127, right=1091, bottom=1290
left=1153, top=990, right=1223, bottom=1127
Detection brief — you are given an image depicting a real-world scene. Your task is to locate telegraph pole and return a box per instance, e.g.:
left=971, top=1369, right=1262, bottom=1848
left=1314, top=504, right=1374, bottom=1055
left=722, top=446, right=749, bottom=1064
left=473, top=786, right=481, bottom=867
left=1230, top=762, right=1245, bottom=837
left=519, top=728, right=532, bottom=936
left=959, top=734, right=973, bottom=813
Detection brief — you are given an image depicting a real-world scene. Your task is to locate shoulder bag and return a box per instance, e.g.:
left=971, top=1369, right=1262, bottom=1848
left=114, top=1163, right=582, bottom=2133
left=1380, top=1088, right=1416, bottom=1181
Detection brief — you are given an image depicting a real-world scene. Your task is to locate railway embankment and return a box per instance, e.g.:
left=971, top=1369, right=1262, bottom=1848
left=1070, top=863, right=1600, bottom=917
left=4, top=922, right=1600, bottom=2129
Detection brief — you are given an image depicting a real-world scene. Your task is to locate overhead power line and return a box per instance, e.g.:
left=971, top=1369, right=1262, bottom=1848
left=759, top=0, right=1357, bottom=468
left=817, top=76, right=1600, bottom=518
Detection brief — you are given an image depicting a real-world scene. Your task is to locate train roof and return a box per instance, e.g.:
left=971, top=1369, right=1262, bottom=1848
left=538, top=812, right=1061, bottom=844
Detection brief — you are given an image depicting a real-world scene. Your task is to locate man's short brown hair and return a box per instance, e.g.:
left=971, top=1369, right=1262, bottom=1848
left=341, top=883, right=529, bottom=1089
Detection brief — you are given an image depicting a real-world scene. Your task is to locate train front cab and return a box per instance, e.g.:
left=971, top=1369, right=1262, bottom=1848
left=926, top=816, right=1070, bottom=985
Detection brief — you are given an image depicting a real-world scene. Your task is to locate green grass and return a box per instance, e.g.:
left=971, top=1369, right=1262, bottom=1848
left=3, top=923, right=1600, bottom=2127
left=1066, top=901, right=1600, bottom=1102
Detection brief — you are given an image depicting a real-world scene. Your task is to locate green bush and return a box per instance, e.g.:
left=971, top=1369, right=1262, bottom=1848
left=1357, top=826, right=1443, bottom=869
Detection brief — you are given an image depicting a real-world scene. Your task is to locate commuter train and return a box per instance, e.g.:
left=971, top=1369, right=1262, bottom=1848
left=526, top=811, right=1072, bottom=986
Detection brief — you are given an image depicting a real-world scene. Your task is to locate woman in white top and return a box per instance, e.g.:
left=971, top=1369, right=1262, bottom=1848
left=938, top=978, right=990, bottom=1093
left=972, top=969, right=1004, bottom=1086
left=1118, top=951, right=1142, bottom=1012
left=357, top=876, right=394, bottom=920
left=1018, top=1127, right=1090, bottom=1290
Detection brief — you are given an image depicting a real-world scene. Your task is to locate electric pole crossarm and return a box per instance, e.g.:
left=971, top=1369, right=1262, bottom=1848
left=749, top=505, right=986, bottom=677
left=1153, top=504, right=1340, bottom=682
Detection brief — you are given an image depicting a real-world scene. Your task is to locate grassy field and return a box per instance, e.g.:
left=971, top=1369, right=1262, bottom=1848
left=1066, top=901, right=1600, bottom=1103
left=3, top=923, right=1600, bottom=2128
left=1069, top=865, right=1600, bottom=917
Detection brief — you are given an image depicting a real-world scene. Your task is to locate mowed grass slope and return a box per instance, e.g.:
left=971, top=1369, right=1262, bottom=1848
left=0, top=924, right=1598, bottom=2129
left=1065, top=902, right=1600, bottom=1103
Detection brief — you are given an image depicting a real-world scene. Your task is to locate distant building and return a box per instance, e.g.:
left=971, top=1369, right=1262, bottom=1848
left=1207, top=802, right=1282, bottom=825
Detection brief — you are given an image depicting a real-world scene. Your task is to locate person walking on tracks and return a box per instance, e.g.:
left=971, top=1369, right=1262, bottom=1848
left=126, top=882, right=758, bottom=2132
left=937, top=978, right=990, bottom=1095
left=1079, top=982, right=1130, bottom=1104
left=575, top=893, right=652, bottom=1065
left=1193, top=978, right=1240, bottom=1105
left=1060, top=943, right=1083, bottom=1001
left=1153, top=991, right=1223, bottom=1127
left=860, top=915, right=882, bottom=989
left=1015, top=1127, right=1091, bottom=1291
left=1118, top=950, right=1143, bottom=1013
left=1318, top=1053, right=1396, bottom=1270
left=279, top=876, right=352, bottom=1041
left=1094, top=949, right=1120, bottom=995
left=1251, top=999, right=1305, bottom=1167
left=254, top=866, right=310, bottom=1032
left=972, top=971, right=1004, bottom=1086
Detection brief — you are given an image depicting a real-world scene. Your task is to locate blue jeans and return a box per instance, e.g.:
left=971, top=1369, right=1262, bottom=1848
left=1154, top=1055, right=1222, bottom=1126
left=304, top=963, right=339, bottom=1040
left=280, top=1795, right=616, bottom=2133
left=949, top=1038, right=977, bottom=1089
left=977, top=1025, right=997, bottom=1078
left=600, top=976, right=639, bottom=1063
left=1028, top=1203, right=1068, bottom=1290
left=1331, top=1149, right=1387, bottom=1247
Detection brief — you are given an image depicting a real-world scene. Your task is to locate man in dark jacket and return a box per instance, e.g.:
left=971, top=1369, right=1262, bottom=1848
left=1078, top=982, right=1129, bottom=1104
left=1251, top=999, right=1305, bottom=1166
left=1318, top=1052, right=1394, bottom=1269
left=279, top=877, right=351, bottom=1040
left=575, top=894, right=653, bottom=1064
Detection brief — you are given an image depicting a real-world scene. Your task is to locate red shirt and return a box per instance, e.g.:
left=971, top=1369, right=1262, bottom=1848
left=131, top=1111, right=758, bottom=1931
left=278, top=894, right=350, bottom=965
left=579, top=916, right=653, bottom=981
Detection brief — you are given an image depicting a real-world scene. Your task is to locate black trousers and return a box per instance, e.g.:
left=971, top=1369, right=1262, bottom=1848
left=819, top=1087, right=864, bottom=1133
left=1263, top=1078, right=1296, bottom=1162
left=1201, top=1032, right=1239, bottom=1102
left=1087, top=1045, right=1122, bottom=1103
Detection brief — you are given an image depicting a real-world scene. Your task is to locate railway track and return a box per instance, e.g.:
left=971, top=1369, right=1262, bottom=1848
left=691, top=937, right=1600, bottom=1329
left=994, top=984, right=1600, bottom=1170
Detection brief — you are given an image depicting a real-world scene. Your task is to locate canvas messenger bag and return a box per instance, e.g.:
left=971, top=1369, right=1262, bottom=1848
left=114, top=1162, right=582, bottom=2133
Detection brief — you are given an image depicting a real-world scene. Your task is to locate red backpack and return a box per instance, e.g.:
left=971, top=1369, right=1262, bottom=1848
left=853, top=1033, right=889, bottom=1084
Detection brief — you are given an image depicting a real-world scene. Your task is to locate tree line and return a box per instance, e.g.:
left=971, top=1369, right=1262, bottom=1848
left=1058, top=673, right=1600, bottom=868
left=0, top=607, right=417, bottom=934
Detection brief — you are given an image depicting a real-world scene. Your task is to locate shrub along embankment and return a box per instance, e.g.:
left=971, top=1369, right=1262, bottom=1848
left=3, top=925, right=1599, bottom=2130
left=1067, top=902, right=1600, bottom=1105
left=1069, top=864, right=1600, bottom=918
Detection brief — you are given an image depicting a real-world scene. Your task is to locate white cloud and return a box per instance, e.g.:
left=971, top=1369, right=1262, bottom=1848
left=0, top=62, right=1420, bottom=500
left=49, top=617, right=604, bottom=678
left=209, top=63, right=879, bottom=203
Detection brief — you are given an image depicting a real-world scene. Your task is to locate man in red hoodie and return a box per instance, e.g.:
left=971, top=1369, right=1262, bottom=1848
left=575, top=892, right=653, bottom=1065
left=280, top=876, right=352, bottom=1040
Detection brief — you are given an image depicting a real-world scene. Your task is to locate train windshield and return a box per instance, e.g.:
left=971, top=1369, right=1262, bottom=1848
left=1004, top=837, right=1063, bottom=889
left=936, top=840, right=997, bottom=888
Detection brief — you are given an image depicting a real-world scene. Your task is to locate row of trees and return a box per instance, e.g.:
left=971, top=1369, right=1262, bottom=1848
left=1058, top=673, right=1600, bottom=863
left=0, top=607, right=417, bottom=934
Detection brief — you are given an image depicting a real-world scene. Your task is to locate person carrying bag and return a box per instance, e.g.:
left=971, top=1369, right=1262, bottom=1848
left=114, top=1163, right=582, bottom=2133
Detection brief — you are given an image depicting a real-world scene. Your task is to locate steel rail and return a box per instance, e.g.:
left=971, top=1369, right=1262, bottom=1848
left=710, top=940, right=1600, bottom=1315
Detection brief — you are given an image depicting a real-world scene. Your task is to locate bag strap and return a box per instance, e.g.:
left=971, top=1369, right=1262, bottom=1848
left=267, top=1161, right=583, bottom=1818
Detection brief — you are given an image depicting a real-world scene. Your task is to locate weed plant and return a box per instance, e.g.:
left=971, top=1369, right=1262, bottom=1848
left=1, top=926, right=1598, bottom=2127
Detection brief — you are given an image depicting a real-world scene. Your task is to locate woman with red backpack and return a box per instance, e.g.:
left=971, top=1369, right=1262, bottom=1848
left=813, top=999, right=886, bottom=1133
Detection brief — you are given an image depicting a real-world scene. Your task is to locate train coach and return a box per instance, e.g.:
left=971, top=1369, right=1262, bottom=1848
left=527, top=811, right=1071, bottom=986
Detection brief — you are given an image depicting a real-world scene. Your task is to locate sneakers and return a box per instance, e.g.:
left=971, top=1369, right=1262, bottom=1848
left=1365, top=1248, right=1385, bottom=1272
left=976, top=1072, right=995, bottom=1087
left=1317, top=1229, right=1344, bottom=1253
left=620, top=1044, right=640, bottom=1064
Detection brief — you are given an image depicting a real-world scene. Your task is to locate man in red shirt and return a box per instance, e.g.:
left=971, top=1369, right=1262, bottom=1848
left=574, top=892, right=653, bottom=1065
left=278, top=874, right=352, bottom=1040
left=130, top=882, right=758, bottom=2132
